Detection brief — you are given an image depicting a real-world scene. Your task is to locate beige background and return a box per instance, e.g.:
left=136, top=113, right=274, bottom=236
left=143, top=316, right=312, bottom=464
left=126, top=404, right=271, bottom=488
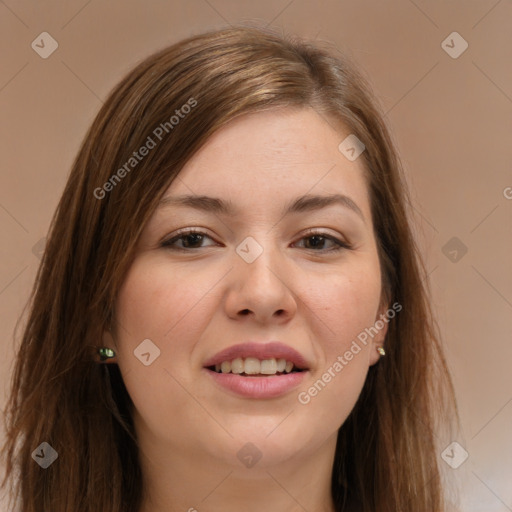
left=1, top=1, right=511, bottom=511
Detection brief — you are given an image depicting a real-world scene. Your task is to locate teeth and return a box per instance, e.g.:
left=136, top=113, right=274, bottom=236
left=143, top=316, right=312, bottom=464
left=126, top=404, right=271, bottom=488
left=244, top=357, right=260, bottom=375
left=231, top=357, right=244, bottom=374
left=260, top=359, right=277, bottom=374
left=212, top=357, right=300, bottom=375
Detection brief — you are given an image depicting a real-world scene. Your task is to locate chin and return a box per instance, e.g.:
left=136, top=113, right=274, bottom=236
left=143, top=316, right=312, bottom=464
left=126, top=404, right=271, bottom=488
left=220, top=425, right=314, bottom=469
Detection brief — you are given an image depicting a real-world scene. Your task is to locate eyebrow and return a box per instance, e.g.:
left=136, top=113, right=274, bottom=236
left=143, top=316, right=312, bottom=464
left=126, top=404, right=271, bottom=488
left=158, top=193, right=365, bottom=223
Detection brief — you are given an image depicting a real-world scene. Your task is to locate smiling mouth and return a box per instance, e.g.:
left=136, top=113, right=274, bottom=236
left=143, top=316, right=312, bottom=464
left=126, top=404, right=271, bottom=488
left=206, top=357, right=306, bottom=377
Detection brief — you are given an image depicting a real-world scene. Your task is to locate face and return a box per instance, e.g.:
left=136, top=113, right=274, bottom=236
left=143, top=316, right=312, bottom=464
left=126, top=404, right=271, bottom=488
left=107, top=107, right=389, bottom=471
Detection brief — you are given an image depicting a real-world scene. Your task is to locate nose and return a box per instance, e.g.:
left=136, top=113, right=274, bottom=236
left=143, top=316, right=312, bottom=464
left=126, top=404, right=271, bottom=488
left=224, top=242, right=298, bottom=325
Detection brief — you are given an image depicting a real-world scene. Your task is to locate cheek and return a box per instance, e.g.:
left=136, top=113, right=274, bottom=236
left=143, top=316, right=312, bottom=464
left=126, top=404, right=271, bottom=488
left=114, top=257, right=218, bottom=353
left=112, top=258, right=221, bottom=441
left=111, top=257, right=218, bottom=415
left=308, top=262, right=382, bottom=357
left=294, top=263, right=381, bottom=429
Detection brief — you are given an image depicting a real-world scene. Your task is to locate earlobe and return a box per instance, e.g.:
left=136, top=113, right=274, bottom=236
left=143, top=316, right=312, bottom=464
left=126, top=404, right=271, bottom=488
left=368, top=302, right=390, bottom=366
left=369, top=345, right=386, bottom=366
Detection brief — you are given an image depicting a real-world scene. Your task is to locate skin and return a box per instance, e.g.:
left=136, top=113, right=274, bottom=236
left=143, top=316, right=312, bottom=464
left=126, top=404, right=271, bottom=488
left=102, top=107, right=389, bottom=512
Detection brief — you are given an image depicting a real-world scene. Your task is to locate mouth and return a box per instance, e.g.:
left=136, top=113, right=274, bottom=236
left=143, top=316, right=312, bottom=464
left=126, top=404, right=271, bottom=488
left=203, top=342, right=310, bottom=399
left=206, top=357, right=306, bottom=377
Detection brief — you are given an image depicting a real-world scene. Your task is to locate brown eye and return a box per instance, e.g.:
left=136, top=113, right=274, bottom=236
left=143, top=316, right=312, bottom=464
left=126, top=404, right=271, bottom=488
left=294, top=232, right=351, bottom=252
left=161, top=230, right=217, bottom=250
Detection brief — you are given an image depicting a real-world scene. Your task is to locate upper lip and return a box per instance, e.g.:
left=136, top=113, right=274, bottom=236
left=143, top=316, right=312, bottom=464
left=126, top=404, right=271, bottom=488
left=203, top=342, right=310, bottom=370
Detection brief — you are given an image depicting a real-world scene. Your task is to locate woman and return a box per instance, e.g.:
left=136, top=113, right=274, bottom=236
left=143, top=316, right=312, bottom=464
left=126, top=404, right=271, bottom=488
left=1, top=25, right=457, bottom=512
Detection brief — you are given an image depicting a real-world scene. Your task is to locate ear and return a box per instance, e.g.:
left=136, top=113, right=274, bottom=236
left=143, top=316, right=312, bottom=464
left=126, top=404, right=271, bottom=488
left=368, top=301, right=391, bottom=367
left=95, top=329, right=119, bottom=364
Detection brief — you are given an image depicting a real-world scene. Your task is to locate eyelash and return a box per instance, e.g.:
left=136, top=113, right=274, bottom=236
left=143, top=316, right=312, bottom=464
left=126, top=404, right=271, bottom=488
left=160, top=228, right=352, bottom=253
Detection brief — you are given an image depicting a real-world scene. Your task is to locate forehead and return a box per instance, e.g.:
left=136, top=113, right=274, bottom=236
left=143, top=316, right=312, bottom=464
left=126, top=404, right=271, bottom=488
left=165, top=107, right=370, bottom=217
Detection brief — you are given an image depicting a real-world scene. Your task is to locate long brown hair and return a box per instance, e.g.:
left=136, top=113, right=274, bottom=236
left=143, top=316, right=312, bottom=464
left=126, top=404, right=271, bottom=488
left=1, top=24, right=457, bottom=511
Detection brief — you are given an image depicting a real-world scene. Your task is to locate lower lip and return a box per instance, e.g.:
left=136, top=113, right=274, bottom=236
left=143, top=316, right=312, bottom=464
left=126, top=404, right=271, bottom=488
left=204, top=369, right=308, bottom=399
